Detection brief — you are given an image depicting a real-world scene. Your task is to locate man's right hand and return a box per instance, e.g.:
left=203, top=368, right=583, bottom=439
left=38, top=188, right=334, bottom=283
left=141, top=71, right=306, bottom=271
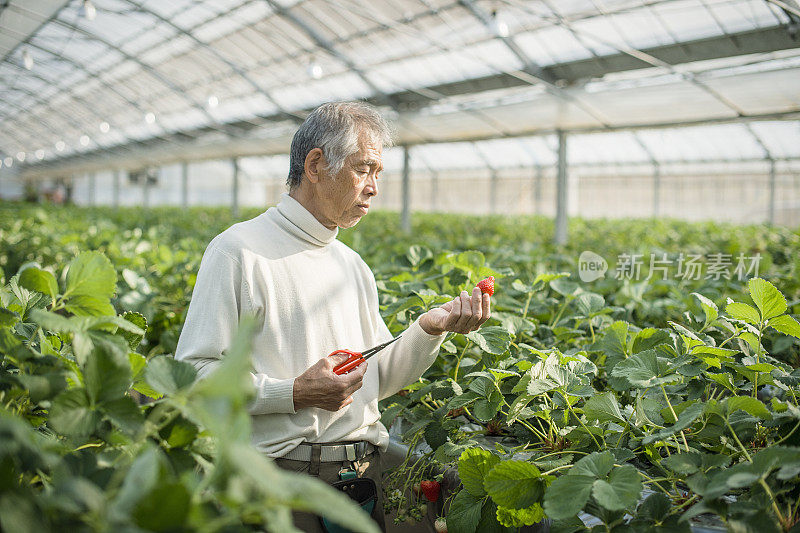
left=292, top=353, right=367, bottom=411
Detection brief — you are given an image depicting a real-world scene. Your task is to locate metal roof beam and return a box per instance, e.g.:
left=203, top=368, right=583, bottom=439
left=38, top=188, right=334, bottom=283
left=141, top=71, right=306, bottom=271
left=120, top=0, right=303, bottom=123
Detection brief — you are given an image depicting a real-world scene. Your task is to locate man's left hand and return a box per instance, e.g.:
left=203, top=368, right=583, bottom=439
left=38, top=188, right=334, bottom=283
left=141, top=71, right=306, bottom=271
left=419, top=287, right=491, bottom=336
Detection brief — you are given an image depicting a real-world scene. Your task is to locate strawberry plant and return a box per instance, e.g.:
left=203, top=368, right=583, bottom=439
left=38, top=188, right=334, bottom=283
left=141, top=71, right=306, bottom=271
left=0, top=251, right=379, bottom=532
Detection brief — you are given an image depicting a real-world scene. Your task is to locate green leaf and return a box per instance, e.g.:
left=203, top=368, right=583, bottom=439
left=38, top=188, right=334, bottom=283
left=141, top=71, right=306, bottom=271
left=726, top=302, right=761, bottom=324
left=133, top=482, right=191, bottom=531
left=458, top=448, right=500, bottom=498
left=575, top=293, right=604, bottom=316
left=661, top=452, right=701, bottom=475
left=111, top=446, right=162, bottom=517
left=84, top=343, right=132, bottom=405
left=17, top=373, right=67, bottom=402
left=583, top=391, right=625, bottom=424
left=543, top=473, right=593, bottom=520
left=748, top=278, right=787, bottom=321
left=447, top=490, right=483, bottom=533
left=496, top=504, right=545, bottom=528
left=0, top=308, right=19, bottom=327
left=610, top=350, right=680, bottom=388
left=570, top=451, right=615, bottom=478
left=642, top=402, right=705, bottom=445
left=768, top=314, right=800, bottom=339
left=18, top=267, right=58, bottom=300
left=145, top=356, right=197, bottom=395
left=121, top=311, right=148, bottom=349
left=64, top=294, right=116, bottom=317
left=63, top=251, right=117, bottom=300
left=48, top=388, right=100, bottom=438
left=692, top=293, right=718, bottom=325
left=484, top=460, right=545, bottom=509
left=591, top=465, right=642, bottom=511
left=727, top=396, right=772, bottom=420
left=466, top=326, right=512, bottom=355
left=473, top=393, right=502, bottom=422
left=101, top=396, right=144, bottom=434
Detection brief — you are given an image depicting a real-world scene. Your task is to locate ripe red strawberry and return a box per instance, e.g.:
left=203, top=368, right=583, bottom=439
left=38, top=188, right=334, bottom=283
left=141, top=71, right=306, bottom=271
left=435, top=517, right=448, bottom=533
left=420, top=480, right=440, bottom=502
left=477, top=276, right=495, bottom=296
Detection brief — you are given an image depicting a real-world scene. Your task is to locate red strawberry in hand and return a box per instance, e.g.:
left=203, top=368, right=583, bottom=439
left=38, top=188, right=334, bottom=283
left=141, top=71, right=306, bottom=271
left=477, top=276, right=495, bottom=296
left=420, top=480, right=441, bottom=502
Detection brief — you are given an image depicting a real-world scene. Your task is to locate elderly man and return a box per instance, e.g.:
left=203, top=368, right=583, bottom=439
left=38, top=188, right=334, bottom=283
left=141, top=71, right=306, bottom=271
left=175, top=101, right=490, bottom=531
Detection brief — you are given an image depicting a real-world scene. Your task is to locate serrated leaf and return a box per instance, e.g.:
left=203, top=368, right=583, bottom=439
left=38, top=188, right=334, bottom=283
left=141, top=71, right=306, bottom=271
left=727, top=396, right=772, bottom=420
left=543, top=473, right=593, bottom=520
left=484, top=460, right=545, bottom=509
left=121, top=311, right=147, bottom=349
left=662, top=452, right=701, bottom=475
left=447, top=490, right=483, bottom=533
left=466, top=326, right=512, bottom=355
left=591, top=465, right=642, bottom=511
left=768, top=314, right=800, bottom=339
left=642, top=402, right=705, bottom=445
left=692, top=293, right=718, bottom=325
left=145, top=356, right=197, bottom=395
left=496, top=504, right=545, bottom=528
left=18, top=267, right=58, bottom=300
left=726, top=302, right=761, bottom=324
left=583, top=391, right=625, bottom=424
left=63, top=251, right=117, bottom=300
left=48, top=388, right=100, bottom=438
left=575, top=293, right=604, bottom=316
left=748, top=278, right=787, bottom=321
left=458, top=448, right=500, bottom=498
left=84, top=343, right=132, bottom=405
left=610, top=350, right=680, bottom=388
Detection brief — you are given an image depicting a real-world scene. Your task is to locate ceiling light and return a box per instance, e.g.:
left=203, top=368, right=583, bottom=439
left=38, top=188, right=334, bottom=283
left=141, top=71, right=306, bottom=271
left=144, top=112, right=156, bottom=124
left=35, top=149, right=45, bottom=160
left=22, top=49, right=34, bottom=70
left=3, top=157, right=12, bottom=168
left=308, top=61, right=323, bottom=79
left=55, top=140, right=66, bottom=151
left=491, top=10, right=509, bottom=38
left=207, top=95, right=219, bottom=108
left=16, top=152, right=25, bottom=162
left=80, top=135, right=90, bottom=146
left=99, top=121, right=110, bottom=133
left=80, top=0, right=96, bottom=21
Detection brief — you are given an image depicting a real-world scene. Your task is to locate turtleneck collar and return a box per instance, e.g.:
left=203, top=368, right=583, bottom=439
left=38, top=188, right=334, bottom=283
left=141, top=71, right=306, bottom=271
left=272, top=193, right=339, bottom=246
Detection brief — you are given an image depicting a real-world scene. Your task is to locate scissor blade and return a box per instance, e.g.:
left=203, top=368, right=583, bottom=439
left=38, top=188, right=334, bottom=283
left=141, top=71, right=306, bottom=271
left=361, top=335, right=401, bottom=360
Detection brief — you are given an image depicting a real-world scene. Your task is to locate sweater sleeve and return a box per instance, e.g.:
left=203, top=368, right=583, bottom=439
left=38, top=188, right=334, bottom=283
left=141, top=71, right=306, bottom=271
left=175, top=243, right=296, bottom=415
left=360, top=268, right=446, bottom=400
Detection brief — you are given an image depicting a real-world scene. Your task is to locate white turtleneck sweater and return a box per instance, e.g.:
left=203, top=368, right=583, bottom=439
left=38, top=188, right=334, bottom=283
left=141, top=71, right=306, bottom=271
left=175, top=193, right=446, bottom=458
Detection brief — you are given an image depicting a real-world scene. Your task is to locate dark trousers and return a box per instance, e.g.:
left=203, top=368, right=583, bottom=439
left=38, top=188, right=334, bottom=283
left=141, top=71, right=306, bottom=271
left=275, top=449, right=386, bottom=533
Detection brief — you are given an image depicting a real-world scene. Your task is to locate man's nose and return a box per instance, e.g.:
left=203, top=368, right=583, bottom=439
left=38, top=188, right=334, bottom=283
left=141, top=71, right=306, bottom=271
left=365, top=174, right=378, bottom=196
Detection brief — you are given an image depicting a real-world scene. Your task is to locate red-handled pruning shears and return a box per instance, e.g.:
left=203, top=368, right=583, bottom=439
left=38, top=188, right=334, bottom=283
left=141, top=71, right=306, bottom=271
left=329, top=336, right=401, bottom=375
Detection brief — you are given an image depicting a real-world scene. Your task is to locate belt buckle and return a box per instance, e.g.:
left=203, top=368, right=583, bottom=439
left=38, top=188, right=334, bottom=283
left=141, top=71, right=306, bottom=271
left=345, top=443, right=356, bottom=462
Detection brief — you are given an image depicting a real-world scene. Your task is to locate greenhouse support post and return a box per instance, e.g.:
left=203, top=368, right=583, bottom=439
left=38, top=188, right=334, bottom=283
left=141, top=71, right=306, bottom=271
left=113, top=170, right=120, bottom=208
left=490, top=169, right=498, bottom=214
left=768, top=158, right=776, bottom=224
left=555, top=130, right=568, bottom=245
left=181, top=161, right=189, bottom=209
left=142, top=168, right=150, bottom=208
left=653, top=163, right=661, bottom=217
left=88, top=173, right=96, bottom=206
left=232, top=157, right=240, bottom=218
left=431, top=170, right=438, bottom=212
left=401, top=145, right=411, bottom=233
left=534, top=165, right=542, bottom=215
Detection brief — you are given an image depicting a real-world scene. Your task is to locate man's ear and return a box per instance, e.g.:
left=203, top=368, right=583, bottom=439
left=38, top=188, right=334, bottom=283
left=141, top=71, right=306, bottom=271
left=304, top=148, right=325, bottom=184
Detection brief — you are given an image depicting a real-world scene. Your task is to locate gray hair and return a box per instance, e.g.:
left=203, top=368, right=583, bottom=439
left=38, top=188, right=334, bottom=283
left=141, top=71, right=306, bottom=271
left=286, top=101, right=393, bottom=190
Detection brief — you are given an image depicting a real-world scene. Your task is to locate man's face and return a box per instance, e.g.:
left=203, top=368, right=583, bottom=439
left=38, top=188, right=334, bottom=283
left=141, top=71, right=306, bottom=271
left=317, top=133, right=383, bottom=229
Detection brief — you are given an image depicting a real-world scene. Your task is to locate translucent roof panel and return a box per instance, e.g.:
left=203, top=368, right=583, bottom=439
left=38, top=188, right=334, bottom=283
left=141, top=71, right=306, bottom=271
left=2, top=0, right=799, bottom=170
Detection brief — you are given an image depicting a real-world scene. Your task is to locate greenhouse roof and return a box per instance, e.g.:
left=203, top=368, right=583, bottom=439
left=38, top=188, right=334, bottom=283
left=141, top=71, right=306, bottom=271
left=1, top=0, right=799, bottom=177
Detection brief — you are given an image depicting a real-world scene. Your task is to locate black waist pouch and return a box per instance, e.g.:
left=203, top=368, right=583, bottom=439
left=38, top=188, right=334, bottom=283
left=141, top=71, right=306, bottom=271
left=319, top=477, right=378, bottom=533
